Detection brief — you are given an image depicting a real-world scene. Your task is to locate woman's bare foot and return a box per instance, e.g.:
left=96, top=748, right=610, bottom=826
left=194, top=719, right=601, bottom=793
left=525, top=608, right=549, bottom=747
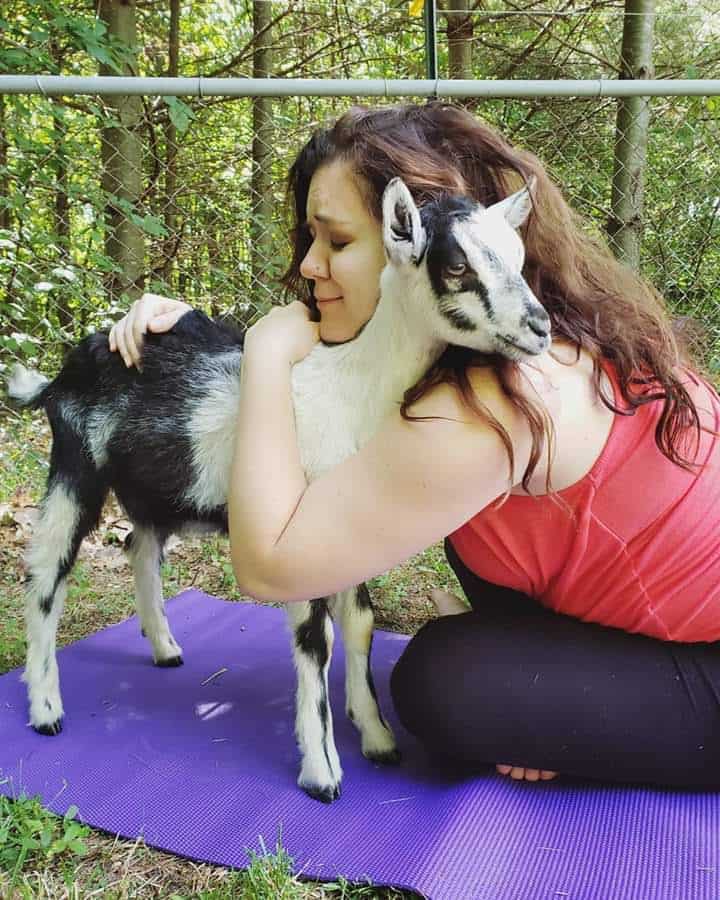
left=496, top=764, right=558, bottom=782
left=429, top=589, right=468, bottom=616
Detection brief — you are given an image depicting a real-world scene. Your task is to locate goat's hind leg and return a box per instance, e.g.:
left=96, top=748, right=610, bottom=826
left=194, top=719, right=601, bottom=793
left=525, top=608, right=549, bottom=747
left=287, top=599, right=342, bottom=803
left=336, top=585, right=400, bottom=764
left=125, top=526, right=182, bottom=666
left=24, top=474, right=106, bottom=735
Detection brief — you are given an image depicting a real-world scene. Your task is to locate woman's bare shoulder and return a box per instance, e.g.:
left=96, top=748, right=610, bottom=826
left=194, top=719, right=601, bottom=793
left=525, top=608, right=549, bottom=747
left=409, top=363, right=529, bottom=431
left=408, top=340, right=602, bottom=438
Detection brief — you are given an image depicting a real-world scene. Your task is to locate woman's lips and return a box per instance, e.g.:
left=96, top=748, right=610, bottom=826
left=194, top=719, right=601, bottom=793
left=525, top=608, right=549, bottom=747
left=315, top=296, right=342, bottom=304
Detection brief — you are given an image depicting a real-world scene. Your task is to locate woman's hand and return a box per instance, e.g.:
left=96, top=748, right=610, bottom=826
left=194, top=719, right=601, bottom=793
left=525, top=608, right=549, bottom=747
left=244, top=301, right=320, bottom=366
left=109, top=293, right=192, bottom=368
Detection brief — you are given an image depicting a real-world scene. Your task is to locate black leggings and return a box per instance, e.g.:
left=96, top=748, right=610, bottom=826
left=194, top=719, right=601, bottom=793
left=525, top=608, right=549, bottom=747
left=390, top=539, right=720, bottom=790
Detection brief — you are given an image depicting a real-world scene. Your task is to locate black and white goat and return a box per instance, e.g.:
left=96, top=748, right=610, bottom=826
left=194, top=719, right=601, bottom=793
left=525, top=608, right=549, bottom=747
left=8, top=177, right=550, bottom=803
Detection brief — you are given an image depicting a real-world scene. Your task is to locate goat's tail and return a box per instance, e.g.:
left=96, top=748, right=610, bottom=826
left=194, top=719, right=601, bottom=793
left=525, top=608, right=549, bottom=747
left=7, top=364, right=50, bottom=408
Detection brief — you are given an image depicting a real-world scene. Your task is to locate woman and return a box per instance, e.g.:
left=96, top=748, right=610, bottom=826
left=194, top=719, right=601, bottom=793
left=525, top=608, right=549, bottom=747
left=110, top=102, right=720, bottom=789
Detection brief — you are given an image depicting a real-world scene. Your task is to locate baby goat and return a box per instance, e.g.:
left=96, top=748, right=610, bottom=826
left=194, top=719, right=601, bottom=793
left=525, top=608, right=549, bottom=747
left=8, top=177, right=550, bottom=803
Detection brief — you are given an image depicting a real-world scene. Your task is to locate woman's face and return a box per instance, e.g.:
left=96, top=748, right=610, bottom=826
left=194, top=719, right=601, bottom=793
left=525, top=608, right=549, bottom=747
left=300, top=160, right=386, bottom=343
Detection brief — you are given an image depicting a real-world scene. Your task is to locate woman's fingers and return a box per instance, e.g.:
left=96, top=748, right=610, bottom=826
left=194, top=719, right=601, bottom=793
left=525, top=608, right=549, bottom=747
left=113, top=298, right=146, bottom=368
left=126, top=301, right=148, bottom=368
left=112, top=316, right=133, bottom=368
left=109, top=294, right=188, bottom=368
left=147, top=304, right=190, bottom=333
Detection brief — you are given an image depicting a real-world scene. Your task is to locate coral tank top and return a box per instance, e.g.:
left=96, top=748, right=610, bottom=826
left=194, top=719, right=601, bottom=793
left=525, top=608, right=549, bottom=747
left=449, top=361, right=720, bottom=643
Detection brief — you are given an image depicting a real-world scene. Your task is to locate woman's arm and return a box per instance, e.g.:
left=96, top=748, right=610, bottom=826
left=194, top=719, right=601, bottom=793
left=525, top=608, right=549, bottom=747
left=229, top=313, right=534, bottom=602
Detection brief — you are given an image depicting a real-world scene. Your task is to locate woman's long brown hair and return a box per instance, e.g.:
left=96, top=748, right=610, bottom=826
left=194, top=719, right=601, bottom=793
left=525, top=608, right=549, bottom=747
left=282, top=102, right=705, bottom=489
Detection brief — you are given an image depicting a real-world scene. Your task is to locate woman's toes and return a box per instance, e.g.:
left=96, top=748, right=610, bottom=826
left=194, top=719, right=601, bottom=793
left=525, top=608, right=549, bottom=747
left=496, top=763, right=559, bottom=781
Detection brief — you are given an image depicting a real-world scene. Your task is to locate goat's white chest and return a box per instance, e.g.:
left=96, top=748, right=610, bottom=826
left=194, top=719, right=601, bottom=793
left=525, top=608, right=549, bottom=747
left=291, top=353, right=386, bottom=481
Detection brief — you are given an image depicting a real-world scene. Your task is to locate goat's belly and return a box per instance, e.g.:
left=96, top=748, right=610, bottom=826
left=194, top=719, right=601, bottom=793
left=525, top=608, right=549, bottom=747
left=106, top=444, right=228, bottom=531
left=114, top=479, right=229, bottom=533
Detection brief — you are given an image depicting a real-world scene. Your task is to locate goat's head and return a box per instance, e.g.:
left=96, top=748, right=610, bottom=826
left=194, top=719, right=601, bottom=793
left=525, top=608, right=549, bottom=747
left=380, top=178, right=551, bottom=361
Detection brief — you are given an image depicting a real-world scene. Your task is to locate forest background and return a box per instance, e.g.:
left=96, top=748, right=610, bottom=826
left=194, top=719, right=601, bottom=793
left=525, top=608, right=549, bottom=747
left=1, top=2, right=720, bottom=896
left=1, top=0, right=719, bottom=377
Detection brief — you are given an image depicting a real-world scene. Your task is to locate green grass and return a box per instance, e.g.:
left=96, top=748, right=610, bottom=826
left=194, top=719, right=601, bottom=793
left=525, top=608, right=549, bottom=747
left=0, top=795, right=89, bottom=893
left=0, top=412, right=49, bottom=505
left=0, top=616, right=24, bottom=674
left=0, top=808, right=414, bottom=898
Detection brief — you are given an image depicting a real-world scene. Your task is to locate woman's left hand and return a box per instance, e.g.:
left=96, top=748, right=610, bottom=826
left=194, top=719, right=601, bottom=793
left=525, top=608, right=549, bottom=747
left=244, top=301, right=320, bottom=365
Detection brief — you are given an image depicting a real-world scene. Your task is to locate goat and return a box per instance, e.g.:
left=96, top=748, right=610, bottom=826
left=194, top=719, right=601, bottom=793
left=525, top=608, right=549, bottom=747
left=8, top=177, right=550, bottom=803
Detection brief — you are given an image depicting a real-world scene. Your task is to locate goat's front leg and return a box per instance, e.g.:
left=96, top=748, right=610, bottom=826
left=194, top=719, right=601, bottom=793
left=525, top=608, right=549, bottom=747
left=125, top=526, right=183, bottom=666
left=286, top=599, right=342, bottom=803
left=334, top=585, right=400, bottom=764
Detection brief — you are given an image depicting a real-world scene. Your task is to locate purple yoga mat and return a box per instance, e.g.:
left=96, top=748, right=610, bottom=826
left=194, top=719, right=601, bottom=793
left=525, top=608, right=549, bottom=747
left=1, top=590, right=719, bottom=899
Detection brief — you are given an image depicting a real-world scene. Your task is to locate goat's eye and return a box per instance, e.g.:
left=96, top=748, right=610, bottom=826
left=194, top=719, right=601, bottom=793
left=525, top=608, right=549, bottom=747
left=446, top=263, right=466, bottom=277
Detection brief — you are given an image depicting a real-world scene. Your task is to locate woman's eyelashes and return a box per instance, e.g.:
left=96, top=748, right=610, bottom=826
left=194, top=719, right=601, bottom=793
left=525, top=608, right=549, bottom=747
left=304, top=221, right=350, bottom=251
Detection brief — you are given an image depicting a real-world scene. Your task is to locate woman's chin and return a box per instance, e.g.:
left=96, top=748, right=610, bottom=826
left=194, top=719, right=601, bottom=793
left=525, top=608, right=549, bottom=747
left=319, top=322, right=357, bottom=345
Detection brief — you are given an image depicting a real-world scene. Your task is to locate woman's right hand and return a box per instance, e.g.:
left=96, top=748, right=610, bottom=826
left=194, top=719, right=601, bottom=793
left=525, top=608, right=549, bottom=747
left=109, top=293, right=192, bottom=368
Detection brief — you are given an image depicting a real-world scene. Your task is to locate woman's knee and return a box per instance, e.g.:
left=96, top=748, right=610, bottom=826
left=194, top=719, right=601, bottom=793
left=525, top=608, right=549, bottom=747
left=392, top=616, right=454, bottom=735
left=390, top=613, right=498, bottom=743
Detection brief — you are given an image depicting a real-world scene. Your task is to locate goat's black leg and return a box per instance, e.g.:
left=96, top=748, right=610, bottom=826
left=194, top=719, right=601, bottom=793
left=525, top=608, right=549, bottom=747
left=124, top=526, right=182, bottom=666
left=286, top=599, right=342, bottom=803
left=334, top=585, right=400, bottom=764
left=23, top=464, right=108, bottom=735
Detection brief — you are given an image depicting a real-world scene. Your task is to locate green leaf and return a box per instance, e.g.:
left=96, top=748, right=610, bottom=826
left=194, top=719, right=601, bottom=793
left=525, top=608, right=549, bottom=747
left=164, top=96, right=195, bottom=135
left=140, top=214, right=169, bottom=237
left=677, top=123, right=694, bottom=149
left=0, top=48, right=33, bottom=68
left=85, top=41, right=118, bottom=68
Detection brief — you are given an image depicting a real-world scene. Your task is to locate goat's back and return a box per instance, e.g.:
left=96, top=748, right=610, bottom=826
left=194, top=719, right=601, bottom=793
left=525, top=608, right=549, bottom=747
left=33, top=311, right=245, bottom=532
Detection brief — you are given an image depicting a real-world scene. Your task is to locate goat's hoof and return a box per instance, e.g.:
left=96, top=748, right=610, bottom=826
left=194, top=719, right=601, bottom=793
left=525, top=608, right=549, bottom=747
left=156, top=655, right=184, bottom=668
left=300, top=780, right=342, bottom=804
left=33, top=717, right=63, bottom=736
left=365, top=746, right=402, bottom=765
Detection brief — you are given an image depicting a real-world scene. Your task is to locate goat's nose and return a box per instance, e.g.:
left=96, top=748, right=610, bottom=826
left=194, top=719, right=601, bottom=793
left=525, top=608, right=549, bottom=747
left=527, top=307, right=551, bottom=337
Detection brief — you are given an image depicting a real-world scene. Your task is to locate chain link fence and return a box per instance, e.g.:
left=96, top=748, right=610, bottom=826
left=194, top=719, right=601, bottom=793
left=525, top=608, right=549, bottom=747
left=0, top=84, right=718, bottom=617
left=1, top=89, right=718, bottom=376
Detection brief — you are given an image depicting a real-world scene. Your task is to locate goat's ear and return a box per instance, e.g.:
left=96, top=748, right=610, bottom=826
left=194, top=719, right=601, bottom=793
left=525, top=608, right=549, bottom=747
left=382, top=178, right=426, bottom=265
left=490, top=176, right=536, bottom=229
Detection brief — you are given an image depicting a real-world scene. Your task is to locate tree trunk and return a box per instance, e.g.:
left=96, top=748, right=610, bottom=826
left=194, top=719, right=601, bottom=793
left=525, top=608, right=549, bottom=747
left=51, top=103, right=73, bottom=336
left=161, top=0, right=180, bottom=286
left=98, top=0, right=145, bottom=304
left=607, top=0, right=655, bottom=270
left=0, top=95, right=10, bottom=232
left=442, top=0, right=473, bottom=79
left=251, top=0, right=275, bottom=312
